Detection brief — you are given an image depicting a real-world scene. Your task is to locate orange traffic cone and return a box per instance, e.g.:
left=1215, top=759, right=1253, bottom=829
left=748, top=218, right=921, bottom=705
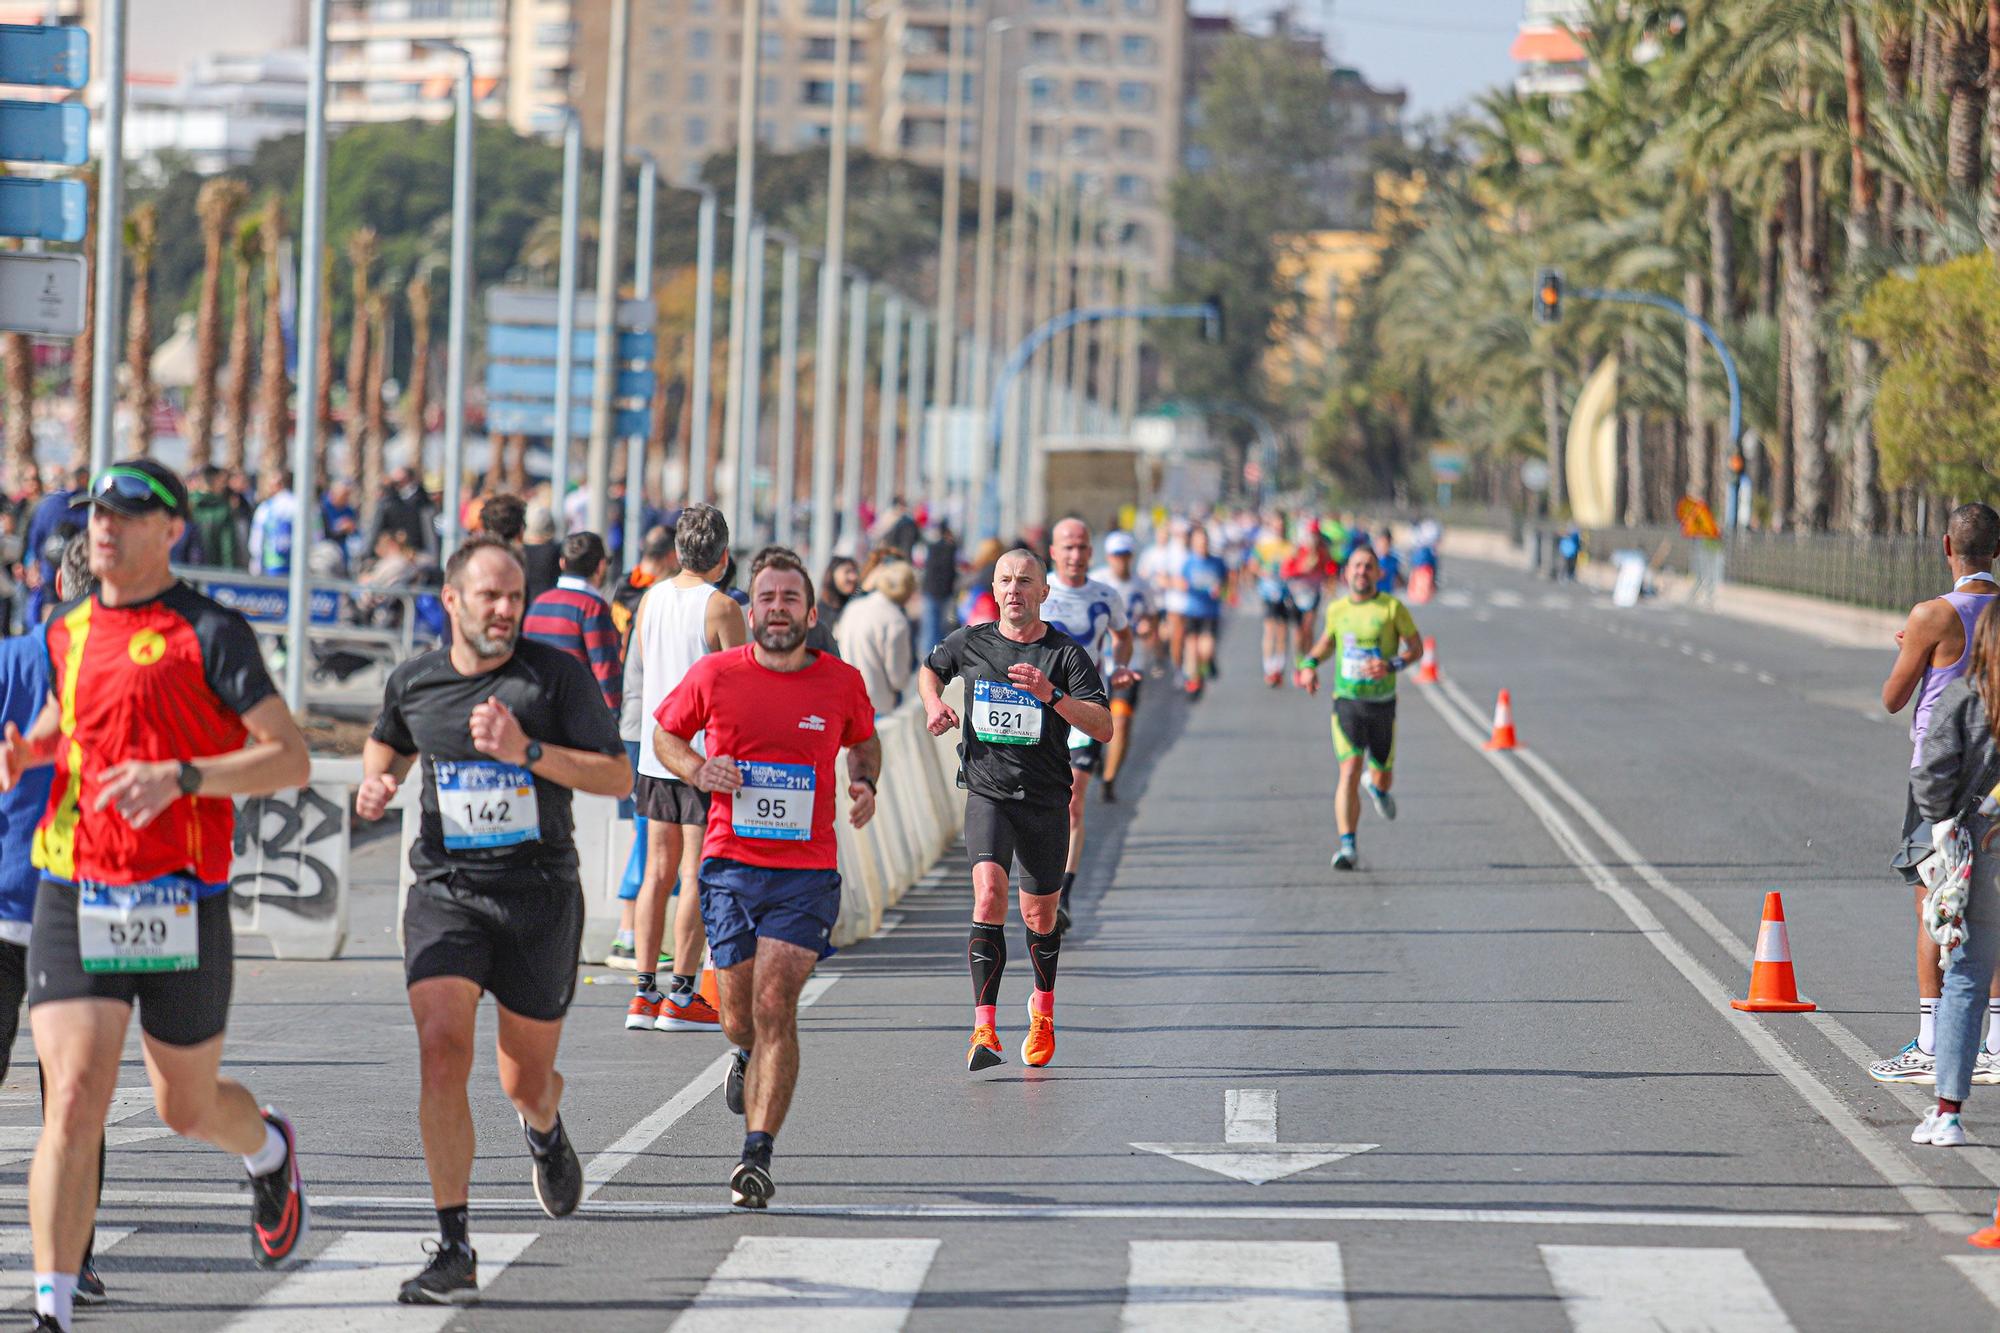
left=1971, top=1196, right=2000, bottom=1247
left=696, top=949, right=719, bottom=1007
left=1730, top=891, right=1816, bottom=1013
left=1413, top=637, right=1439, bottom=684
left=1482, top=689, right=1517, bottom=750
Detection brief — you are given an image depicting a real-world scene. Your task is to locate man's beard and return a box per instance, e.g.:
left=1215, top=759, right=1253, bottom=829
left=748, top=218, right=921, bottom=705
left=755, top=617, right=807, bottom=653
left=457, top=611, right=517, bottom=659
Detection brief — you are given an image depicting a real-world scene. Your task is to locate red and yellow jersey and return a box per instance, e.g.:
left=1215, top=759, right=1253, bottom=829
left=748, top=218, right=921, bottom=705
left=34, top=583, right=278, bottom=889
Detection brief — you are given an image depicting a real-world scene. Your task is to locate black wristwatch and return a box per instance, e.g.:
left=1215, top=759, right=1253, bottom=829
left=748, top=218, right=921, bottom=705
left=857, top=776, right=878, bottom=793
left=523, top=741, right=544, bottom=767
left=1047, top=687, right=1067, bottom=707
left=176, top=761, right=202, bottom=797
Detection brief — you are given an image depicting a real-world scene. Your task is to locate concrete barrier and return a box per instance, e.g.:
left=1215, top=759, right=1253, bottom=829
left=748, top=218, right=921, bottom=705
left=230, top=758, right=362, bottom=961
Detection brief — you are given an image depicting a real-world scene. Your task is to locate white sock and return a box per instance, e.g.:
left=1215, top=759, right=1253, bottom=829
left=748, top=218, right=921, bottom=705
left=34, top=1271, right=74, bottom=1329
left=1987, top=998, right=2000, bottom=1055
left=243, top=1121, right=287, bottom=1177
left=1920, top=997, right=1939, bottom=1056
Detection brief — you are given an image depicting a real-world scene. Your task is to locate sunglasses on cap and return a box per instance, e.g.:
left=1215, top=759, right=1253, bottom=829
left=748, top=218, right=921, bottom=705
left=87, top=467, right=182, bottom=514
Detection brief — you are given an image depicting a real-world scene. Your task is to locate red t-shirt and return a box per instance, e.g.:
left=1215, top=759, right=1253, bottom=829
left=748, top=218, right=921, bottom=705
left=656, top=645, right=876, bottom=870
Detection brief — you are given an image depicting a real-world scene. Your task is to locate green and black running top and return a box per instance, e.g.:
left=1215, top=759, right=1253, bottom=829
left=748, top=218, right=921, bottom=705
left=1321, top=593, right=1418, bottom=701
left=926, top=622, right=1106, bottom=809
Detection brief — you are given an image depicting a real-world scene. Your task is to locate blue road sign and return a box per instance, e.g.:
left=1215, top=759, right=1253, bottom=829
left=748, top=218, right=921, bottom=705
left=488, top=324, right=656, bottom=364
left=0, top=99, right=86, bottom=165
left=486, top=362, right=655, bottom=401
left=0, top=24, right=88, bottom=89
left=0, top=175, right=83, bottom=241
left=487, top=402, right=650, bottom=438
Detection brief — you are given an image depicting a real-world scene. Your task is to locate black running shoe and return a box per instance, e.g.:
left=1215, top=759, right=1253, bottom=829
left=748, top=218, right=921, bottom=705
left=522, top=1115, right=583, bottom=1219
left=29, top=1315, right=62, bottom=1331
left=724, top=1047, right=750, bottom=1116
left=397, top=1240, right=479, bottom=1305
left=730, top=1159, right=775, bottom=1210
left=74, top=1259, right=105, bottom=1306
left=249, top=1108, right=308, bottom=1268
left=1100, top=778, right=1117, bottom=804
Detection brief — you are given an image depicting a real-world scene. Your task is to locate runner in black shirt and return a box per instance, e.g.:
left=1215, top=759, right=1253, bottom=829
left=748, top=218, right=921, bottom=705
left=920, top=549, right=1110, bottom=1072
left=356, top=535, right=629, bottom=1307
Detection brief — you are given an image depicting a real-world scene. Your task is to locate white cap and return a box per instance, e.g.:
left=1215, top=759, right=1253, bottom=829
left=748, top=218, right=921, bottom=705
left=1105, top=531, right=1136, bottom=555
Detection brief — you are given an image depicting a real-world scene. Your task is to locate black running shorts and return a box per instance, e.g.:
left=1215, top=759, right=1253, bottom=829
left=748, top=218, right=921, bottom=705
left=403, top=867, right=584, bottom=1022
left=27, top=880, right=234, bottom=1048
left=636, top=773, right=712, bottom=826
left=1333, top=696, right=1398, bottom=772
left=1068, top=737, right=1103, bottom=773
left=964, top=795, right=1069, bottom=895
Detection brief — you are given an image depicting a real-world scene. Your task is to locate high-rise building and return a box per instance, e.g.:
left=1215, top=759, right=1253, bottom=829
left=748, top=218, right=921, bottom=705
left=326, top=0, right=512, bottom=130
left=1511, top=0, right=1588, bottom=97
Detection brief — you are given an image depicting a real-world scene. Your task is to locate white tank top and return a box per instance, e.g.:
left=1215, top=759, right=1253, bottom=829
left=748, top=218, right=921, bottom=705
left=637, top=577, right=725, bottom=778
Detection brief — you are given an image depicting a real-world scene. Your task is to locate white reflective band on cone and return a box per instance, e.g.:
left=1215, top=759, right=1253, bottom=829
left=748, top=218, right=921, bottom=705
left=1753, top=921, right=1791, bottom=964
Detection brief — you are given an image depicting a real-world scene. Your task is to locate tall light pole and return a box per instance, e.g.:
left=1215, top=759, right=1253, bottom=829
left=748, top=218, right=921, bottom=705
left=419, top=40, right=476, bottom=559
left=809, top=0, right=858, bottom=575
left=281, top=0, right=331, bottom=711
left=89, top=0, right=127, bottom=474
left=688, top=185, right=718, bottom=502
left=996, top=81, right=1045, bottom=542
left=904, top=309, right=928, bottom=502
left=841, top=274, right=869, bottom=544
left=627, top=151, right=657, bottom=561
left=719, top=0, right=764, bottom=542
left=929, top=0, right=968, bottom=488
left=774, top=235, right=802, bottom=546
left=969, top=18, right=1016, bottom=418
left=737, top=218, right=767, bottom=537
left=875, top=294, right=902, bottom=510
left=549, top=107, right=583, bottom=536
left=586, top=0, right=633, bottom=536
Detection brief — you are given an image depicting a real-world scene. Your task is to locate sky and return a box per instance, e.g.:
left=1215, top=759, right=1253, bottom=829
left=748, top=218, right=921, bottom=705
left=1197, top=0, right=1523, bottom=123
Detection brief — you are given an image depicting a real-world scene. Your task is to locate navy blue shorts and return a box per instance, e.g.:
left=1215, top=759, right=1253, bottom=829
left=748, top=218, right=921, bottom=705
left=698, top=858, right=842, bottom=969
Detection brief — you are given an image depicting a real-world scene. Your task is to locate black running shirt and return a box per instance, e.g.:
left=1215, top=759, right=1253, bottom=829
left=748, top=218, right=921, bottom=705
left=926, top=622, right=1105, bottom=809
left=373, top=637, right=625, bottom=882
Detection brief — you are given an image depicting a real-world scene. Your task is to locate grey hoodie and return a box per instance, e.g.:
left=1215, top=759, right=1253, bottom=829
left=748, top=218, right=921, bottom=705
left=1914, top=678, right=2000, bottom=825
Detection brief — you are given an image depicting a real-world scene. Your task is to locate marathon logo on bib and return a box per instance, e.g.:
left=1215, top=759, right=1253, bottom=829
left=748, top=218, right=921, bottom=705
left=971, top=679, right=1043, bottom=745
left=435, top=759, right=540, bottom=850
left=733, top=761, right=816, bottom=840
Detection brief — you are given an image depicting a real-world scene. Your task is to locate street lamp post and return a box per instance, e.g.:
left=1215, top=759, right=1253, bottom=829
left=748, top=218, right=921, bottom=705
left=774, top=235, right=801, bottom=545
left=904, top=310, right=928, bottom=502
left=928, top=0, right=968, bottom=517
left=627, top=152, right=657, bottom=562
left=737, top=218, right=767, bottom=538
left=586, top=0, right=632, bottom=536
left=719, top=0, right=764, bottom=540
left=418, top=40, right=476, bottom=559
left=281, top=0, right=332, bottom=710
left=549, top=107, right=583, bottom=536
left=809, top=0, right=859, bottom=574
left=969, top=18, right=1016, bottom=420
left=89, top=0, right=127, bottom=474
left=875, top=294, right=902, bottom=511
left=841, top=274, right=869, bottom=544
left=688, top=185, right=718, bottom=502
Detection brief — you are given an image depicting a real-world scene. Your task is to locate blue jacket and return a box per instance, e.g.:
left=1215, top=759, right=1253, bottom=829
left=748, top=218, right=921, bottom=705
left=0, top=635, right=51, bottom=926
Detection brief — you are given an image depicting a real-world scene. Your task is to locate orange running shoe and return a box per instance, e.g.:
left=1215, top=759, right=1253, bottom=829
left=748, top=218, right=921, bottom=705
left=967, top=1025, right=1005, bottom=1071
left=1021, top=1010, right=1056, bottom=1067
left=624, top=992, right=664, bottom=1031
left=657, top=990, right=722, bottom=1031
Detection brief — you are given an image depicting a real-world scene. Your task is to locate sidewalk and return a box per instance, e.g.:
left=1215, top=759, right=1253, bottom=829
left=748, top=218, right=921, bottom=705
left=1441, top=526, right=1903, bottom=651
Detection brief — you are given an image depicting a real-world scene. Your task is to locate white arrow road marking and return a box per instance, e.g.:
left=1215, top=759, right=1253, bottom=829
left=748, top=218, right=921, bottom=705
left=1131, top=1088, right=1376, bottom=1185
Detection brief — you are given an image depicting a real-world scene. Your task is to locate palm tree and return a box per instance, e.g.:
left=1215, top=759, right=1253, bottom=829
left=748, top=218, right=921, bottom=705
left=313, top=244, right=335, bottom=482
left=399, top=268, right=433, bottom=507
left=70, top=163, right=95, bottom=467
left=123, top=201, right=159, bottom=458
left=223, top=216, right=260, bottom=473
left=1842, top=8, right=1881, bottom=532
left=256, top=195, right=290, bottom=484
left=363, top=293, right=387, bottom=508
left=4, top=327, right=32, bottom=493
left=343, top=228, right=376, bottom=485
left=188, top=177, right=249, bottom=471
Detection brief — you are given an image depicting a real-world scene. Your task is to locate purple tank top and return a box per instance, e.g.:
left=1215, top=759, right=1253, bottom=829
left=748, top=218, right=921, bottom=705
left=1911, top=584, right=1999, bottom=767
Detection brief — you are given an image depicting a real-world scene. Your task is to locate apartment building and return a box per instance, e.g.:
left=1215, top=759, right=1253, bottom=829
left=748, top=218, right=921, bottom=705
left=326, top=0, right=577, bottom=135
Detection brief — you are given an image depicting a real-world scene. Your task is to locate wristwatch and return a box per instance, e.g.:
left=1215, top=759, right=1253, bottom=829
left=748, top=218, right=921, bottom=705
left=175, top=761, right=202, bottom=797
left=857, top=776, right=878, bottom=793
left=1047, top=687, right=1067, bottom=707
left=523, top=741, right=545, bottom=767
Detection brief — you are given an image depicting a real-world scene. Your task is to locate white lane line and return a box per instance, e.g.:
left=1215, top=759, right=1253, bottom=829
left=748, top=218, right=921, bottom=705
left=1123, top=1241, right=1347, bottom=1332
left=1946, top=1255, right=2000, bottom=1312
left=1417, top=680, right=1965, bottom=1234
left=1756, top=671, right=1777, bottom=685
left=1488, top=590, right=1525, bottom=609
left=219, top=1230, right=536, bottom=1332
left=1223, top=1089, right=1277, bottom=1144
left=873, top=913, right=907, bottom=938
left=1679, top=643, right=1696, bottom=656
left=1541, top=1245, right=1795, bottom=1332
left=62, top=1191, right=1901, bottom=1231
left=668, top=1236, right=939, bottom=1331
left=1446, top=672, right=2000, bottom=1195
left=581, top=974, right=839, bottom=1200
left=1700, top=650, right=1718, bottom=665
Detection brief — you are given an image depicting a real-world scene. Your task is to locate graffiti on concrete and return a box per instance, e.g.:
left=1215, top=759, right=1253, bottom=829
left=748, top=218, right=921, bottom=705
left=230, top=786, right=345, bottom=920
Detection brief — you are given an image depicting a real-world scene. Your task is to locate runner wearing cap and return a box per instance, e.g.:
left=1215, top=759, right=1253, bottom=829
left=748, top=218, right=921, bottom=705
left=1088, top=532, right=1155, bottom=804
left=0, top=461, right=314, bottom=1333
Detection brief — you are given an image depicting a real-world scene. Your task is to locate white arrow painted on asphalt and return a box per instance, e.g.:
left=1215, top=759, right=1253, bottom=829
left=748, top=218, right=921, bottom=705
left=1131, top=1089, right=1377, bottom=1185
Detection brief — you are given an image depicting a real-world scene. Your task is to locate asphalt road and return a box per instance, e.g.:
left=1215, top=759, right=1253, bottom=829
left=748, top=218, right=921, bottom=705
left=5, top=551, right=2000, bottom=1329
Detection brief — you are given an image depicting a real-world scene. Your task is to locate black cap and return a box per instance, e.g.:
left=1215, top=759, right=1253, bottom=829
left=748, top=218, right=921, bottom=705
left=71, top=460, right=190, bottom=519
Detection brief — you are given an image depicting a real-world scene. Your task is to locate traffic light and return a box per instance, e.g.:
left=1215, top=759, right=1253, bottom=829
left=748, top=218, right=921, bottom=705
left=1203, top=292, right=1225, bottom=343
left=1534, top=268, right=1562, bottom=324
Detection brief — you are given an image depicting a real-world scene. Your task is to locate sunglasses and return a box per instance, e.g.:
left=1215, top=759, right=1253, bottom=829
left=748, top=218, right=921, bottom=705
left=91, top=468, right=181, bottom=512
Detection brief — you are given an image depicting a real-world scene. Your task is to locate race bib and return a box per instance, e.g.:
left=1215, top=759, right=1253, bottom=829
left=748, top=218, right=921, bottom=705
left=79, top=878, right=197, bottom=974
left=733, top=761, right=815, bottom=840
left=436, top=759, right=540, bottom=850
left=1339, top=633, right=1382, bottom=684
left=972, top=679, right=1043, bottom=745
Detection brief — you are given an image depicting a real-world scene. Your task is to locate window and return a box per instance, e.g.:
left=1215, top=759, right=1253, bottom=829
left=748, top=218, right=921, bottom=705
left=803, top=79, right=862, bottom=105
left=649, top=24, right=670, bottom=48
left=645, top=112, right=667, bottom=139
left=1069, top=124, right=1105, bottom=153
left=902, top=70, right=949, bottom=104
left=1116, top=80, right=1153, bottom=110
left=687, top=115, right=708, bottom=147
left=1120, top=220, right=1150, bottom=250
left=761, top=33, right=783, bottom=58
left=688, top=71, right=709, bottom=101
left=534, top=21, right=574, bottom=46
left=805, top=35, right=861, bottom=60
left=1123, top=0, right=1156, bottom=13
left=1076, top=32, right=1108, bottom=62
left=904, top=24, right=948, bottom=54
left=692, top=0, right=713, bottom=12
left=1114, top=173, right=1150, bottom=202
left=1119, top=34, right=1155, bottom=63
left=1116, top=126, right=1153, bottom=157
left=761, top=76, right=778, bottom=104
left=1029, top=29, right=1062, bottom=59
left=1072, top=78, right=1105, bottom=107
left=689, top=28, right=712, bottom=58
left=1027, top=76, right=1057, bottom=107
left=1028, top=123, right=1049, bottom=153
left=647, top=70, right=668, bottom=97
left=901, top=118, right=945, bottom=149
left=1026, top=168, right=1047, bottom=192
left=799, top=122, right=828, bottom=146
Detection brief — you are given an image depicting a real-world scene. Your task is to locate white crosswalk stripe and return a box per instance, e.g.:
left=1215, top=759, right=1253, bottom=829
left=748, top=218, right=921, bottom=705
left=1121, top=1240, right=1348, bottom=1331
left=218, top=1229, right=537, bottom=1332
left=1946, top=1255, right=2000, bottom=1311
left=668, top=1236, right=940, bottom=1331
left=1541, top=1244, right=1796, bottom=1332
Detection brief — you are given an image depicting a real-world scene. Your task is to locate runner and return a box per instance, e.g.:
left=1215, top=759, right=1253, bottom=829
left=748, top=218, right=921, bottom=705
left=1874, top=502, right=2000, bottom=1087
left=1089, top=531, right=1156, bottom=804
left=920, top=548, right=1111, bottom=1071
left=0, top=462, right=313, bottom=1333
left=1296, top=545, right=1421, bottom=871
left=1174, top=525, right=1230, bottom=699
left=654, top=545, right=880, bottom=1208
left=356, top=534, right=630, bottom=1305
left=1040, top=518, right=1134, bottom=934
left=1140, top=519, right=1190, bottom=681
left=1252, top=513, right=1295, bottom=687
left=1279, top=527, right=1338, bottom=661
left=626, top=503, right=746, bottom=1033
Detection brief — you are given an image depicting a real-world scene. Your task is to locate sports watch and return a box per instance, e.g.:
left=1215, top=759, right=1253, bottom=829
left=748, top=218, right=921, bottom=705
left=523, top=741, right=545, bottom=767
left=176, top=761, right=202, bottom=796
